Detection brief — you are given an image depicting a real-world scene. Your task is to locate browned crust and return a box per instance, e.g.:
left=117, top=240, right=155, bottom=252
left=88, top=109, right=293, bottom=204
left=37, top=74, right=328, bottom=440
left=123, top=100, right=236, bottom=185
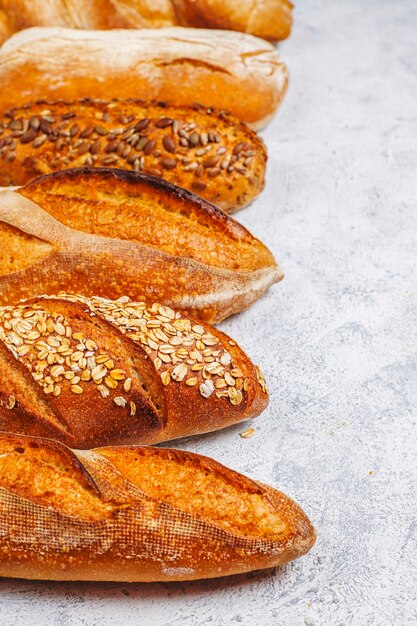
left=99, top=444, right=267, bottom=494
left=0, top=431, right=101, bottom=494
left=0, top=433, right=316, bottom=582
left=0, top=167, right=283, bottom=323
left=0, top=294, right=269, bottom=447
left=0, top=8, right=10, bottom=44
left=23, top=165, right=259, bottom=236
left=0, top=27, right=288, bottom=129
left=0, top=0, right=293, bottom=44
left=173, top=0, right=293, bottom=41
left=0, top=98, right=267, bottom=212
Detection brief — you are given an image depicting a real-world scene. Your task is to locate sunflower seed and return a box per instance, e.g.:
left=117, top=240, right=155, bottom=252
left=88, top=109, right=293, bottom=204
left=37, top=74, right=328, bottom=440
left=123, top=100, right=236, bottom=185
left=155, top=117, right=173, bottom=128
left=161, top=158, right=176, bottom=170
left=135, top=118, right=150, bottom=131
left=163, top=135, right=176, bottom=153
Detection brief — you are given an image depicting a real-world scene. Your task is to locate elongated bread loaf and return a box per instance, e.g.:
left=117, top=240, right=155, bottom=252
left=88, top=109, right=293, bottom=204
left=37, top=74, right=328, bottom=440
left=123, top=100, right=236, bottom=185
left=0, top=0, right=293, bottom=43
left=0, top=168, right=282, bottom=322
left=0, top=293, right=268, bottom=448
left=0, top=27, right=288, bottom=129
left=0, top=433, right=315, bottom=581
left=0, top=99, right=267, bottom=212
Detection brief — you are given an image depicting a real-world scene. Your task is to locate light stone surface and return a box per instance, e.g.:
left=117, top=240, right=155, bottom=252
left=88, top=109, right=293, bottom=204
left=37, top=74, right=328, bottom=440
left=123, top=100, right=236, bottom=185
left=1, top=1, right=417, bottom=624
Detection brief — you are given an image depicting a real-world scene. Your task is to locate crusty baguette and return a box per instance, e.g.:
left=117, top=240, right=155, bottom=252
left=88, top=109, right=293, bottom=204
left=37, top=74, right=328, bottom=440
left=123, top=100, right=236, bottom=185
left=172, top=0, right=293, bottom=41
left=0, top=27, right=288, bottom=130
left=0, top=167, right=282, bottom=322
left=0, top=0, right=293, bottom=43
left=0, top=293, right=269, bottom=448
left=0, top=433, right=316, bottom=581
left=0, top=99, right=267, bottom=212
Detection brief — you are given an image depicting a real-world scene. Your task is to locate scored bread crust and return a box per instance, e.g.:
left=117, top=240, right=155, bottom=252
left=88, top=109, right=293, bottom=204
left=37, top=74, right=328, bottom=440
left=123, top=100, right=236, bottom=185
left=0, top=167, right=283, bottom=322
left=0, top=433, right=316, bottom=582
left=0, top=0, right=293, bottom=43
left=0, top=27, right=288, bottom=129
left=0, top=293, right=269, bottom=448
left=0, top=98, right=267, bottom=213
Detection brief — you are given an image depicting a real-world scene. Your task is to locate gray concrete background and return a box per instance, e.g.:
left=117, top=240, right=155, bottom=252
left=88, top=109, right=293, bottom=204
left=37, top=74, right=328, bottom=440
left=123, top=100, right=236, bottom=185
left=1, top=1, right=416, bottom=624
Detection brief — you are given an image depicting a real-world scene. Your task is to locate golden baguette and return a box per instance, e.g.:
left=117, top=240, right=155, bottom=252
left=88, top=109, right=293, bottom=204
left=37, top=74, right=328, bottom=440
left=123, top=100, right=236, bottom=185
left=0, top=0, right=293, bottom=43
left=0, top=293, right=268, bottom=448
left=0, top=167, right=283, bottom=322
left=0, top=27, right=288, bottom=129
left=0, top=433, right=316, bottom=581
left=0, top=99, right=267, bottom=213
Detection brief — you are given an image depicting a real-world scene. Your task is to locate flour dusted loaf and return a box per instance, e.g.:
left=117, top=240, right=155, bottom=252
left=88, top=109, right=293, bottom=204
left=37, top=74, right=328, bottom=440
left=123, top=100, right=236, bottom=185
left=0, top=99, right=267, bottom=212
left=0, top=27, right=288, bottom=129
left=0, top=0, right=293, bottom=43
left=0, top=433, right=315, bottom=581
left=0, top=293, right=269, bottom=448
left=0, top=168, right=282, bottom=322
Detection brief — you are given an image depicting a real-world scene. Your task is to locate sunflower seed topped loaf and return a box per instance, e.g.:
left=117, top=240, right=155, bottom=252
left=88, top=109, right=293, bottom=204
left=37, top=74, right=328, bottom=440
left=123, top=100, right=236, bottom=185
left=0, top=434, right=315, bottom=581
left=0, top=27, right=288, bottom=129
left=0, top=0, right=293, bottom=44
left=0, top=293, right=268, bottom=448
left=0, top=99, right=267, bottom=212
left=0, top=168, right=283, bottom=322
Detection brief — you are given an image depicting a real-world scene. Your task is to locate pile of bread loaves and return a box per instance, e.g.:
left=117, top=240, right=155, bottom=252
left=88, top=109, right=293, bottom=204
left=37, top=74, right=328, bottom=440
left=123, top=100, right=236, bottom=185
left=0, top=0, right=316, bottom=583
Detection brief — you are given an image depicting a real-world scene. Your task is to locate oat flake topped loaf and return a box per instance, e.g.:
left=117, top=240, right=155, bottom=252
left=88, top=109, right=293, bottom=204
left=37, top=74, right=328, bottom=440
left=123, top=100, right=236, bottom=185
left=0, top=294, right=268, bottom=448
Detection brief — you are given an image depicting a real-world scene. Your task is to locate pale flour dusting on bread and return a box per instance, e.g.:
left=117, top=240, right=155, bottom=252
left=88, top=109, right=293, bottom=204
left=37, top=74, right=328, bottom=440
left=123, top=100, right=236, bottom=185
left=0, top=27, right=287, bottom=128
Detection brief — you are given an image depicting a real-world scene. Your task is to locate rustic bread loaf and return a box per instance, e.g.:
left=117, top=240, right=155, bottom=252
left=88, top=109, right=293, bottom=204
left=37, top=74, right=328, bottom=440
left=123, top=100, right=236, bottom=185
left=0, top=433, right=316, bottom=581
left=171, top=0, right=293, bottom=41
left=0, top=99, right=267, bottom=212
left=0, top=293, right=269, bottom=448
left=0, top=0, right=293, bottom=43
left=0, top=27, right=288, bottom=129
left=0, top=167, right=282, bottom=322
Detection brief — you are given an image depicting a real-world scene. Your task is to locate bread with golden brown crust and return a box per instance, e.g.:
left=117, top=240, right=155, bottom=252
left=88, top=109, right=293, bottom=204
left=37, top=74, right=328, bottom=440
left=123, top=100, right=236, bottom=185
left=0, top=27, right=288, bottom=130
left=172, top=0, right=293, bottom=41
left=0, top=293, right=269, bottom=448
left=0, top=0, right=293, bottom=43
left=0, top=99, right=267, bottom=213
left=0, top=168, right=283, bottom=322
left=0, top=433, right=315, bottom=581
left=0, top=8, right=8, bottom=42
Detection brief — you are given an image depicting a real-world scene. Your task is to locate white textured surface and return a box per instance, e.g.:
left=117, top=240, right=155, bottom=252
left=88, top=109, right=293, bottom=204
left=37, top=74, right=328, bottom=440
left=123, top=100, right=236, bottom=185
left=1, top=1, right=417, bottom=624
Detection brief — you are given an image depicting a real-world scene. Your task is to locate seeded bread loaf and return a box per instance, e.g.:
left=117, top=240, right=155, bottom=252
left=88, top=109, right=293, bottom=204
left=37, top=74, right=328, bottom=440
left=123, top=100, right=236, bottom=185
left=0, top=167, right=282, bottom=322
left=0, top=433, right=315, bottom=581
left=0, top=99, right=267, bottom=212
left=0, top=293, right=268, bottom=448
left=0, top=0, right=293, bottom=44
left=0, top=27, right=288, bottom=130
